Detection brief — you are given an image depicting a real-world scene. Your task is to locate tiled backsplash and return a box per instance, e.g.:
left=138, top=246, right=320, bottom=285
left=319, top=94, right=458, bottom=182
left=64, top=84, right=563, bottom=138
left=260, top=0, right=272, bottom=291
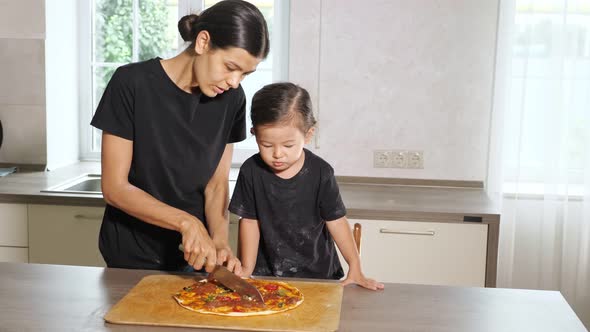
left=0, top=0, right=47, bottom=165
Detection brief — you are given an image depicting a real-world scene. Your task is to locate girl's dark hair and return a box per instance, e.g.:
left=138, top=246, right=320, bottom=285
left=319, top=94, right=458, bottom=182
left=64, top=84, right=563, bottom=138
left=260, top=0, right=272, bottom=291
left=251, top=83, right=317, bottom=133
left=178, top=0, right=270, bottom=59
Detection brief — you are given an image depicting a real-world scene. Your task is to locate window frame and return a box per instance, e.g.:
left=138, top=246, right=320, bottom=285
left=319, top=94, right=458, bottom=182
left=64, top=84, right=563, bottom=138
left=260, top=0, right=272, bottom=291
left=79, top=0, right=93, bottom=161
left=78, top=0, right=290, bottom=164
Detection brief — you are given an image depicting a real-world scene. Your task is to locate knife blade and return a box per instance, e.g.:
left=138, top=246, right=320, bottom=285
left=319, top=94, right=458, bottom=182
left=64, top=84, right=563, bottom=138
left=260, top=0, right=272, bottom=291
left=178, top=244, right=265, bottom=305
left=207, top=265, right=265, bottom=305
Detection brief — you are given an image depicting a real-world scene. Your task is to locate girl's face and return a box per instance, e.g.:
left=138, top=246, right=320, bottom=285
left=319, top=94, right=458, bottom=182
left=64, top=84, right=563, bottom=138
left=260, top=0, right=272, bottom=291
left=254, top=123, right=315, bottom=178
left=193, top=32, right=261, bottom=97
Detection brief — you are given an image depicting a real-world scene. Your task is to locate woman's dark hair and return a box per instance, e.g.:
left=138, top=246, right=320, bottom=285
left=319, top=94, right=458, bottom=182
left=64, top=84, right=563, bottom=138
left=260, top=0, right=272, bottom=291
left=251, top=83, right=317, bottom=133
left=178, top=0, right=270, bottom=59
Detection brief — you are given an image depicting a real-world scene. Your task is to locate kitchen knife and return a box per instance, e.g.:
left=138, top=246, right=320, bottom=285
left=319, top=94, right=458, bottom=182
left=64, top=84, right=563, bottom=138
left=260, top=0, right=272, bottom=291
left=207, top=265, right=265, bottom=304
left=178, top=244, right=265, bottom=305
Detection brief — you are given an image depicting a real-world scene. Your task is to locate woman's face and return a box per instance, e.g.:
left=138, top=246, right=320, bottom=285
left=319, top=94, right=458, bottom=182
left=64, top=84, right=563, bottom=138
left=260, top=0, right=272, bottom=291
left=194, top=42, right=261, bottom=97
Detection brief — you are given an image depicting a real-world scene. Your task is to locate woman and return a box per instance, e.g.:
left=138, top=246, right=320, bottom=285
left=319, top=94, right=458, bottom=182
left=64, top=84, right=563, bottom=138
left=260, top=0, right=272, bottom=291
left=90, top=0, right=269, bottom=273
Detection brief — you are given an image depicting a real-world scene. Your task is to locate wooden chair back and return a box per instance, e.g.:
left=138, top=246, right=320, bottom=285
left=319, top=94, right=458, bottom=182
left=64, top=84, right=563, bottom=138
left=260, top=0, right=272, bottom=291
left=353, top=222, right=362, bottom=255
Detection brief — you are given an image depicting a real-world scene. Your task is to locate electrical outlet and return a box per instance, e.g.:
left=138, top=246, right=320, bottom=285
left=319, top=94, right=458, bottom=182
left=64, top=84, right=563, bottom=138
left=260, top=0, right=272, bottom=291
left=391, top=150, right=407, bottom=168
left=407, top=150, right=424, bottom=169
left=373, top=150, right=391, bottom=168
left=374, top=149, right=424, bottom=169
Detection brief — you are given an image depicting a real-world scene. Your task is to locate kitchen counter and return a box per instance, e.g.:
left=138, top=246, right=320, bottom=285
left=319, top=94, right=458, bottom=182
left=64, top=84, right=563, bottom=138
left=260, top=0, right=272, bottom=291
left=0, top=162, right=500, bottom=219
left=0, top=262, right=585, bottom=331
left=0, top=162, right=502, bottom=287
left=0, top=162, right=104, bottom=206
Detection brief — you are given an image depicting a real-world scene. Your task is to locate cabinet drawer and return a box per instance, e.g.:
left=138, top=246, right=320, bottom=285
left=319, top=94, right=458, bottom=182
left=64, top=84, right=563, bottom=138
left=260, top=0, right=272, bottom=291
left=0, top=247, right=28, bottom=263
left=28, top=204, right=105, bottom=267
left=0, top=203, right=28, bottom=246
left=350, top=219, right=488, bottom=287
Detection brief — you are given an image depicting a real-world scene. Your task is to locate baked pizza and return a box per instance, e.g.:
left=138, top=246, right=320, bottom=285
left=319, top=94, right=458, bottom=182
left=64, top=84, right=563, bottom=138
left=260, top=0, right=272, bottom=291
left=174, top=278, right=304, bottom=316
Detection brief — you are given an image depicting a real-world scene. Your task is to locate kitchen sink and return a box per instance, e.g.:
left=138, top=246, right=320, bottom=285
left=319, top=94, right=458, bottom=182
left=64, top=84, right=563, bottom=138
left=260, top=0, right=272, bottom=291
left=42, top=174, right=102, bottom=195
left=42, top=172, right=237, bottom=196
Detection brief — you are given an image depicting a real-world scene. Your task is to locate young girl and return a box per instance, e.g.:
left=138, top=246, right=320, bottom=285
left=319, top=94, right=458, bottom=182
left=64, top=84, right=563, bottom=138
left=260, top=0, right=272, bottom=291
left=229, top=83, right=384, bottom=290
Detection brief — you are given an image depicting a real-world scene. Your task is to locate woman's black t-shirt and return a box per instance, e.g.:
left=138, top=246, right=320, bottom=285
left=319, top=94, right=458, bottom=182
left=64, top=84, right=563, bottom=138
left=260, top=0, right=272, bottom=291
left=229, top=149, right=346, bottom=280
left=91, top=58, right=246, bottom=270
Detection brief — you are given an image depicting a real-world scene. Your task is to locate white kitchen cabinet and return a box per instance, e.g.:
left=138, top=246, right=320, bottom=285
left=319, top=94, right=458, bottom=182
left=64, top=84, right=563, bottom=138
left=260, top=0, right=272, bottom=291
left=28, top=204, right=106, bottom=267
left=0, top=203, right=28, bottom=262
left=338, top=219, right=488, bottom=287
left=0, top=247, right=28, bottom=263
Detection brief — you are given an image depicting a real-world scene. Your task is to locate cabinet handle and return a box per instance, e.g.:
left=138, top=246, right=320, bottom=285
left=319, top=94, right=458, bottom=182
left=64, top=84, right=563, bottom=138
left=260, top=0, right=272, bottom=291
left=379, top=229, right=435, bottom=236
left=73, top=214, right=102, bottom=221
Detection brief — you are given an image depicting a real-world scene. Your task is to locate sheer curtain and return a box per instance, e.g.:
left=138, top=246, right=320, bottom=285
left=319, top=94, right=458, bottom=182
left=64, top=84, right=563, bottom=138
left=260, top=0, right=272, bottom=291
left=489, top=0, right=590, bottom=328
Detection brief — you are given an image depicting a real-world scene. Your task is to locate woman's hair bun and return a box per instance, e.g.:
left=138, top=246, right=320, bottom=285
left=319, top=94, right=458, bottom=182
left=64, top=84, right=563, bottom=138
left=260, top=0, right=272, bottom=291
left=178, top=14, right=199, bottom=42
left=176, top=1, right=269, bottom=58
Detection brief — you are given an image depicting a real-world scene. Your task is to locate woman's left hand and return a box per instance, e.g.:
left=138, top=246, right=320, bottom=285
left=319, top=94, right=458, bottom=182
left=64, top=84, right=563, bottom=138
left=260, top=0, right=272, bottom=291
left=213, top=239, right=243, bottom=275
left=342, top=268, right=385, bottom=291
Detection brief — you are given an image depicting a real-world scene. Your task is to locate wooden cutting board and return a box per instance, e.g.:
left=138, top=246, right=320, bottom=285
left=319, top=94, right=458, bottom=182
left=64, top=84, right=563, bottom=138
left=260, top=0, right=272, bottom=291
left=105, top=275, right=343, bottom=332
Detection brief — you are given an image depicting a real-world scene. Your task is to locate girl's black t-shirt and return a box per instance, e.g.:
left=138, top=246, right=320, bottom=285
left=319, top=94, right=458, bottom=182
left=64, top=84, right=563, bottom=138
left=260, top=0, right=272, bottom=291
left=91, top=58, right=246, bottom=270
left=229, top=149, right=346, bottom=280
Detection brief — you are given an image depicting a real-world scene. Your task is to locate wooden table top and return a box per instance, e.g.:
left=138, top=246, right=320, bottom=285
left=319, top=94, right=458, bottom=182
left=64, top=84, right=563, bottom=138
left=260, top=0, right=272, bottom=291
left=0, top=263, right=585, bottom=331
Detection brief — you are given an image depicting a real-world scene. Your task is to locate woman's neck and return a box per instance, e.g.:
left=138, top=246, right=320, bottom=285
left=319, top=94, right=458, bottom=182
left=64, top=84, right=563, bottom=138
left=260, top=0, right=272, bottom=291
left=161, top=51, right=198, bottom=93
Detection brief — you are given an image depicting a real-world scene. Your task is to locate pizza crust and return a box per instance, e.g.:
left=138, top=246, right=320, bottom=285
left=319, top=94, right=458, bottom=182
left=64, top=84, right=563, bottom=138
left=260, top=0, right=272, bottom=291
left=175, top=299, right=304, bottom=317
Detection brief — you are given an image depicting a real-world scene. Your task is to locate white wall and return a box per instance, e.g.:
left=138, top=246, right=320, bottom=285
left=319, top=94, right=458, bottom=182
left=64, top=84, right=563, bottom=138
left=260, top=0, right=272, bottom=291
left=290, top=0, right=499, bottom=181
left=0, top=0, right=500, bottom=182
left=0, top=0, right=46, bottom=165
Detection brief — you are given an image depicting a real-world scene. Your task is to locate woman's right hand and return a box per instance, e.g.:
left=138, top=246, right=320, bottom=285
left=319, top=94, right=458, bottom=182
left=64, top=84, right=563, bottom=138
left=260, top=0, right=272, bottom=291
left=179, top=217, right=217, bottom=272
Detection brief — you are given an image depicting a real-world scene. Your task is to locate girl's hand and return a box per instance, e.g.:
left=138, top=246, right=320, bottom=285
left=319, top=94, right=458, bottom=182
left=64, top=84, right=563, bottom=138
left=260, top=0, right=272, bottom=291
left=213, top=239, right=243, bottom=276
left=238, top=264, right=255, bottom=278
left=342, top=268, right=385, bottom=291
left=179, top=217, right=217, bottom=272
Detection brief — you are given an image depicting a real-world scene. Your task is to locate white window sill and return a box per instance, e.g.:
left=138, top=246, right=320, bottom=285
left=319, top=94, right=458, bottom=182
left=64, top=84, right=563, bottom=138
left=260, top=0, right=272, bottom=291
left=502, top=182, right=585, bottom=201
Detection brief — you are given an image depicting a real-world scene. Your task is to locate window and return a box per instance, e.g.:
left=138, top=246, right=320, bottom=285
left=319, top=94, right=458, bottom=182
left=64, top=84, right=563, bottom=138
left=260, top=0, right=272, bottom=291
left=79, top=0, right=289, bottom=164
left=502, top=0, right=590, bottom=185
